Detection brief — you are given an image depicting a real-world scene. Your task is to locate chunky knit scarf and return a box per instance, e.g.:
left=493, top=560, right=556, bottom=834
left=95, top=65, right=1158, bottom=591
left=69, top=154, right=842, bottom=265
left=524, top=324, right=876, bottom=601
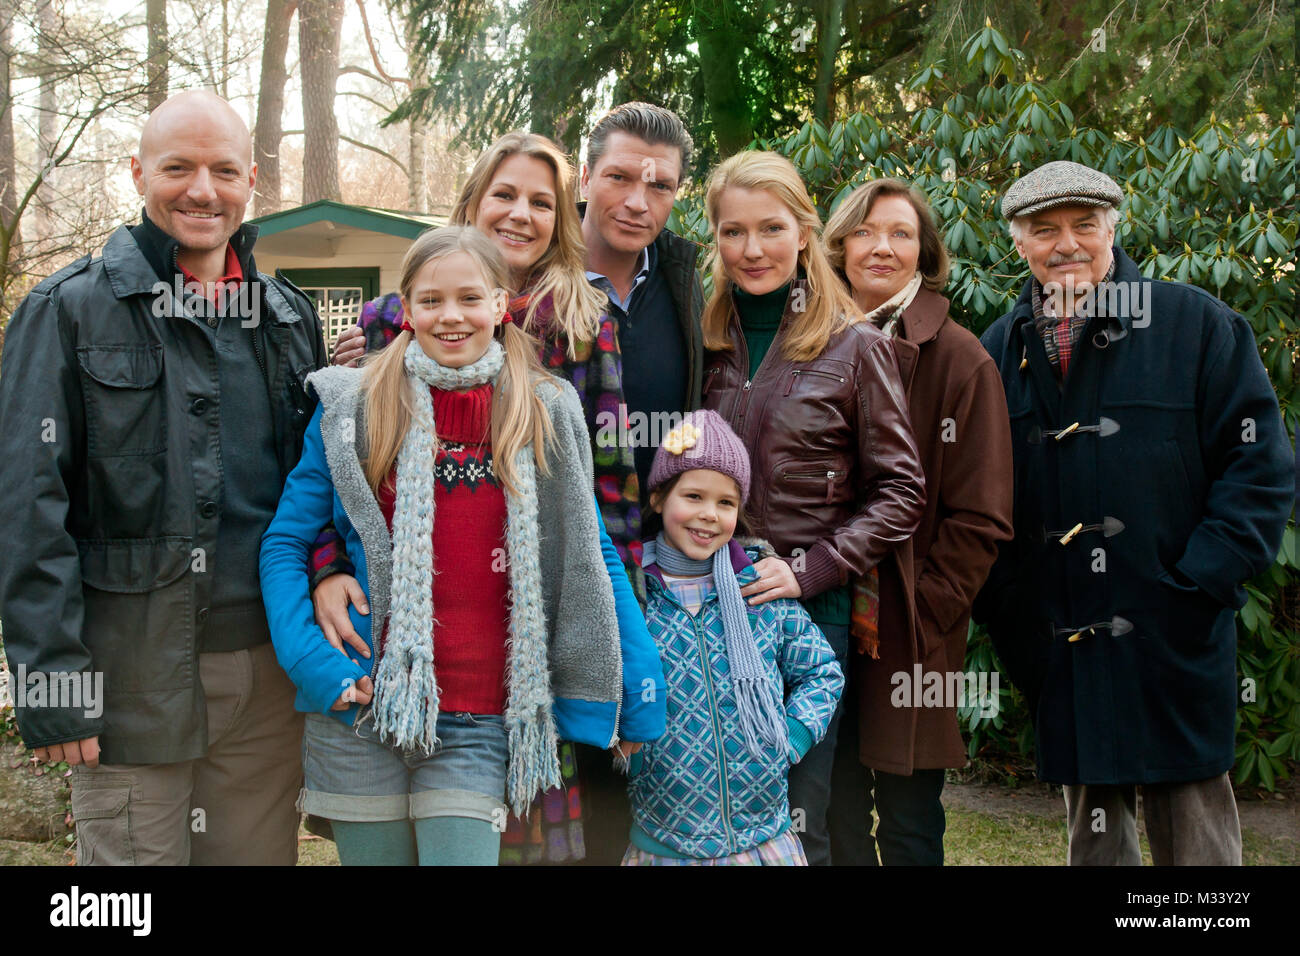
left=643, top=533, right=788, bottom=759
left=375, top=337, right=561, bottom=813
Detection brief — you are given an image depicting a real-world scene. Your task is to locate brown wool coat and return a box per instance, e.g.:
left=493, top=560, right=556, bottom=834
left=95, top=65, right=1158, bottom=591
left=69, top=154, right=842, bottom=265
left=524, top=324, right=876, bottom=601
left=856, top=287, right=1015, bottom=774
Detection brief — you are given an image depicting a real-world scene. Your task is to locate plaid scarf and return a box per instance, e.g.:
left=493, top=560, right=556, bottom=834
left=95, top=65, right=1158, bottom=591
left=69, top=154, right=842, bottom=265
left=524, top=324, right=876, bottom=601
left=1031, top=259, right=1116, bottom=379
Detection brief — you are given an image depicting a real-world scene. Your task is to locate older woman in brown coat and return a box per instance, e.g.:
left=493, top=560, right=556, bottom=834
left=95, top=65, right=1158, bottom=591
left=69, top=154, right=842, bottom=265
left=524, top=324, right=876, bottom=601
left=823, top=179, right=1014, bottom=865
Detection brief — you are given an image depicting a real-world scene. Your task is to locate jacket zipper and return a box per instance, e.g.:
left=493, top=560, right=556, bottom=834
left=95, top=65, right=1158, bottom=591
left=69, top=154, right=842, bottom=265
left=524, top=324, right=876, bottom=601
left=784, top=468, right=839, bottom=504
left=692, top=615, right=737, bottom=854
left=611, top=633, right=624, bottom=749
left=730, top=288, right=801, bottom=434
left=783, top=367, right=846, bottom=396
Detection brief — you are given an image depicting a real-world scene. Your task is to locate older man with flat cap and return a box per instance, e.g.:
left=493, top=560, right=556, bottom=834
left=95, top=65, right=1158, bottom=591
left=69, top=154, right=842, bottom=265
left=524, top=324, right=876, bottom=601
left=973, top=160, right=1293, bottom=865
left=0, top=90, right=327, bottom=864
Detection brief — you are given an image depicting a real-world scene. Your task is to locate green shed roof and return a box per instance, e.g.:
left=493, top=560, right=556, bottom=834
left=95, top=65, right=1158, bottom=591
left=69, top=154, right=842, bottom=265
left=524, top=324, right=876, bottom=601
left=249, top=200, right=446, bottom=239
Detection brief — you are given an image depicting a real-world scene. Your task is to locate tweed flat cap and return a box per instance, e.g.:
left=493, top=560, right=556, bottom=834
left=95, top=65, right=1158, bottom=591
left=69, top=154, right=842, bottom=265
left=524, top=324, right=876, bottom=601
left=1002, top=160, right=1123, bottom=220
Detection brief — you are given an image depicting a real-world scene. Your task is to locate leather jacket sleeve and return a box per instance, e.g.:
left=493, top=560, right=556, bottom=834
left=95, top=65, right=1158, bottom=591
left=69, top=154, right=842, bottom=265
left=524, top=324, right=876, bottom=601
left=792, top=331, right=927, bottom=597
left=0, top=283, right=106, bottom=748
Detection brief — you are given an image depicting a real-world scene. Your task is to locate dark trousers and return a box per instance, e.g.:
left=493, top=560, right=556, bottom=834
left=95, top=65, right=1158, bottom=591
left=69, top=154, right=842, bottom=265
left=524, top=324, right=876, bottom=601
left=786, top=623, right=850, bottom=866
left=574, top=743, right=631, bottom=865
left=826, top=649, right=947, bottom=866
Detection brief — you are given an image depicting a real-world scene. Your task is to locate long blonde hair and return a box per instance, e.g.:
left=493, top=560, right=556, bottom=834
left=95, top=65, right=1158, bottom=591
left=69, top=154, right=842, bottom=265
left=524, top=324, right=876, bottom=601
left=361, top=226, right=557, bottom=497
left=452, top=131, right=605, bottom=353
left=702, top=151, right=859, bottom=361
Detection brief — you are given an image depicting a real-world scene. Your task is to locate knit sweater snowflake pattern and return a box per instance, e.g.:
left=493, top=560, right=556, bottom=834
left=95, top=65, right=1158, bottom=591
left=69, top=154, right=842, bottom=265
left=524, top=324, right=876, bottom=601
left=375, top=383, right=509, bottom=715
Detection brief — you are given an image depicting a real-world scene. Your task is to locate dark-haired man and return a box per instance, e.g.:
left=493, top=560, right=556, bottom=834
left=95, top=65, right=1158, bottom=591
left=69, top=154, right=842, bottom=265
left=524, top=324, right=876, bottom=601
left=573, top=101, right=704, bottom=864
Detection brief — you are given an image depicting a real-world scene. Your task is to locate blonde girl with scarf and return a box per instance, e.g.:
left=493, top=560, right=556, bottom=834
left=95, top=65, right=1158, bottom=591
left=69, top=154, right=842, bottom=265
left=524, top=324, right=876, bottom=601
left=261, top=226, right=639, bottom=865
left=312, top=132, right=665, bottom=864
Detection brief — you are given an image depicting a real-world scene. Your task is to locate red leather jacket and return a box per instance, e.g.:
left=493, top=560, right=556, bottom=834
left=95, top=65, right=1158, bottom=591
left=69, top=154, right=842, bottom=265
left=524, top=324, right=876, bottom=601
left=702, top=280, right=927, bottom=599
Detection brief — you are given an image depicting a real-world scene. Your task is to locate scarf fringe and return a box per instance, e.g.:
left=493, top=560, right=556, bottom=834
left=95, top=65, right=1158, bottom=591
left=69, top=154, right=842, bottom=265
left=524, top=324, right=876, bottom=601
left=373, top=341, right=505, bottom=752
left=734, top=676, right=788, bottom=759
left=506, top=711, right=562, bottom=816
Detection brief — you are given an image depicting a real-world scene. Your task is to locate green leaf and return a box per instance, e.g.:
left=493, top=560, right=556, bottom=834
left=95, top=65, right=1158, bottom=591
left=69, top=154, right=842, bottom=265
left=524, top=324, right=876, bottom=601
left=1234, top=747, right=1257, bottom=785
left=1212, top=257, right=1231, bottom=289
left=1258, top=752, right=1276, bottom=790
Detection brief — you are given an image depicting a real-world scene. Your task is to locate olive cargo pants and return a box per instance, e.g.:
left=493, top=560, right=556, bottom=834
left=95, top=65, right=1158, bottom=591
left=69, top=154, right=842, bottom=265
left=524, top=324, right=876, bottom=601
left=70, top=642, right=304, bottom=865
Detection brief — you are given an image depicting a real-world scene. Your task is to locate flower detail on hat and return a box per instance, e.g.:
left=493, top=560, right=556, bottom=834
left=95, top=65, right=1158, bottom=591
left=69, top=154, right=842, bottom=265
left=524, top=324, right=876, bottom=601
left=661, top=421, right=701, bottom=456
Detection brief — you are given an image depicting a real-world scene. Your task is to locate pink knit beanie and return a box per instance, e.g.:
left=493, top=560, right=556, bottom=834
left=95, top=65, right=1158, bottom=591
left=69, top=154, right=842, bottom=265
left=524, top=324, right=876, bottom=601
left=647, top=409, right=752, bottom=503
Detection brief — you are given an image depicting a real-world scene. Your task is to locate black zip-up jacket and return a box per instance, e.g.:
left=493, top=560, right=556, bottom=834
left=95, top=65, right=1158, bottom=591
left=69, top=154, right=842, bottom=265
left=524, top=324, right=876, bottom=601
left=577, top=202, right=705, bottom=410
left=0, top=220, right=328, bottom=763
left=652, top=223, right=706, bottom=411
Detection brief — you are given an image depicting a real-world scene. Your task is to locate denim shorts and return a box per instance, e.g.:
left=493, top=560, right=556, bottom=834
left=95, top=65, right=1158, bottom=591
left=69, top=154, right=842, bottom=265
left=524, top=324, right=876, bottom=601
left=299, top=709, right=509, bottom=823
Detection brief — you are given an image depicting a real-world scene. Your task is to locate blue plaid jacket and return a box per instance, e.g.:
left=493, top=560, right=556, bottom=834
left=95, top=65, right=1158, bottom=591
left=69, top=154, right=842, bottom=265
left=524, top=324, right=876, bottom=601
left=627, top=540, right=844, bottom=859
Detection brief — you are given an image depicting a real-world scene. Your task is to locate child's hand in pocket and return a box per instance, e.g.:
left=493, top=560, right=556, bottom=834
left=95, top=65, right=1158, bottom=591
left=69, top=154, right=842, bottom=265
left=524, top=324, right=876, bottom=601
left=331, top=675, right=374, bottom=711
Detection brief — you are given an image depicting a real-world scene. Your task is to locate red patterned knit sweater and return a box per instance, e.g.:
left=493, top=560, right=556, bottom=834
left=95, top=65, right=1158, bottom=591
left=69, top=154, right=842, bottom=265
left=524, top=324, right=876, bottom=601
left=376, top=383, right=509, bottom=715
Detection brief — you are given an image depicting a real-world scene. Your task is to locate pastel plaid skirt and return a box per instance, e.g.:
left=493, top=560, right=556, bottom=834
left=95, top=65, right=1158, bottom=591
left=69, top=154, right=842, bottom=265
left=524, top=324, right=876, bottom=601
left=621, top=829, right=808, bottom=866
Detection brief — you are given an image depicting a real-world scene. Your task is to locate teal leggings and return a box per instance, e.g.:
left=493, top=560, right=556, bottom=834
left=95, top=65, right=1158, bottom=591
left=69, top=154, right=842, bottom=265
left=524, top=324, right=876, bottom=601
left=331, top=817, right=501, bottom=866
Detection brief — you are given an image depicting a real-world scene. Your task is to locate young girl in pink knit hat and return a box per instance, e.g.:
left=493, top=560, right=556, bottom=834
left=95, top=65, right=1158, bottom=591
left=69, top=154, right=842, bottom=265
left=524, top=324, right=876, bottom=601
left=624, top=409, right=844, bottom=865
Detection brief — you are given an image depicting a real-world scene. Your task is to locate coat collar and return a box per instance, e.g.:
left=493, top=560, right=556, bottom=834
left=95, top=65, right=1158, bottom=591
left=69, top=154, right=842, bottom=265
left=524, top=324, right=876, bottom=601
left=103, top=217, right=300, bottom=326
left=896, top=286, right=950, bottom=346
left=883, top=286, right=950, bottom=395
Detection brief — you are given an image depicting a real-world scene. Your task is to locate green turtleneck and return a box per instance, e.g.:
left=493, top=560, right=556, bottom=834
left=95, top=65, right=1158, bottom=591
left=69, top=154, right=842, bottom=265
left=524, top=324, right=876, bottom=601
left=735, top=282, right=791, bottom=379
left=733, top=279, right=849, bottom=630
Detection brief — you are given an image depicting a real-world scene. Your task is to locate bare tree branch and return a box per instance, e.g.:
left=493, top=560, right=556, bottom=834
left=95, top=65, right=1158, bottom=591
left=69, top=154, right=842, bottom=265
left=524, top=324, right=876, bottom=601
left=354, top=0, right=409, bottom=87
left=282, top=127, right=408, bottom=175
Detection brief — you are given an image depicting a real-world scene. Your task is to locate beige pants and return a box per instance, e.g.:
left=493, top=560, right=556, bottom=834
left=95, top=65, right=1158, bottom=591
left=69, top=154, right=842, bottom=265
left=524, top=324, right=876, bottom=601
left=70, top=642, right=304, bottom=865
left=1063, top=773, right=1242, bottom=866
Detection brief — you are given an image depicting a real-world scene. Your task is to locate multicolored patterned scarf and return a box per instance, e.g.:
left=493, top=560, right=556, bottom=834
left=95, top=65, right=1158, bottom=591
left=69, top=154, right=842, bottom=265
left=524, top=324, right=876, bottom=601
left=513, top=287, right=645, bottom=594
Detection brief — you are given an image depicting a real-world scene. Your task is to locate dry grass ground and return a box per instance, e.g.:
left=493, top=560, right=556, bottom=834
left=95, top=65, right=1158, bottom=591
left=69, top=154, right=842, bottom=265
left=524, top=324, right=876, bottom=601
left=5, top=786, right=1294, bottom=867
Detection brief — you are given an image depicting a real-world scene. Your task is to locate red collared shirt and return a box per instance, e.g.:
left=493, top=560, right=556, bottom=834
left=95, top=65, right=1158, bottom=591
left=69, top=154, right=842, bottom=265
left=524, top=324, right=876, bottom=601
left=179, top=243, right=243, bottom=302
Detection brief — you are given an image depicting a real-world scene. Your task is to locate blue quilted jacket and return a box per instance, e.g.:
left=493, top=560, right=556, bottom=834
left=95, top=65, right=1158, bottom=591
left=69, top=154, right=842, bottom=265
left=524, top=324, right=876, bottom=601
left=627, top=540, right=844, bottom=859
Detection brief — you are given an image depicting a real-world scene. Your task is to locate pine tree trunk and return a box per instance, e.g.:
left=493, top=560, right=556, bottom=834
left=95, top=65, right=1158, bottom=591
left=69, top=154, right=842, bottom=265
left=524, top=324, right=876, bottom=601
left=408, top=119, right=427, bottom=213
left=253, top=0, right=297, bottom=214
left=405, top=17, right=428, bottom=214
left=696, top=11, right=754, bottom=157
left=813, top=0, right=845, bottom=125
left=299, top=0, right=343, bottom=203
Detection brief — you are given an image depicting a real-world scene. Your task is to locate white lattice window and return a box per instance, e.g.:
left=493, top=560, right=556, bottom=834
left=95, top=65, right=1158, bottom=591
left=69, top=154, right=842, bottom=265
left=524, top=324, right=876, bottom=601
left=301, top=287, right=364, bottom=351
